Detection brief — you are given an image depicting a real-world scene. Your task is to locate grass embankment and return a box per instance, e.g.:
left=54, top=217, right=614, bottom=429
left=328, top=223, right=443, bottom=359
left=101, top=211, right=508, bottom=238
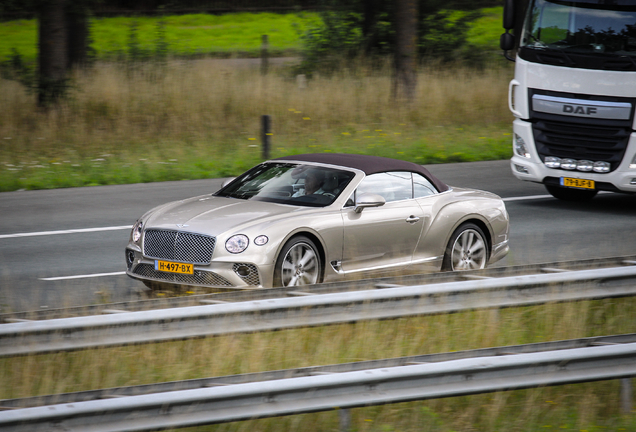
left=0, top=12, right=319, bottom=62
left=2, top=298, right=635, bottom=431
left=0, top=61, right=513, bottom=192
left=0, top=8, right=504, bottom=63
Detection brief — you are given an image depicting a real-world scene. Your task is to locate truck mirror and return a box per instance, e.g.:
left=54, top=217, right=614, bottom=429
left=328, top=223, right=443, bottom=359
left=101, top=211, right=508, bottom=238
left=500, top=32, right=515, bottom=51
left=503, top=0, right=515, bottom=30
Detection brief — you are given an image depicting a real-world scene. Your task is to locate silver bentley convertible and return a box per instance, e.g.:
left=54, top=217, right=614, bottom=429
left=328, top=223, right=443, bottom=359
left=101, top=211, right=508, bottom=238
left=125, top=154, right=509, bottom=290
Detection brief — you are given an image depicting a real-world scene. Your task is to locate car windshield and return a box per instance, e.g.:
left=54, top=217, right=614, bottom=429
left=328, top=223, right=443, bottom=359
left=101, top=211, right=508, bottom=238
left=522, top=0, right=636, bottom=56
left=215, top=162, right=356, bottom=207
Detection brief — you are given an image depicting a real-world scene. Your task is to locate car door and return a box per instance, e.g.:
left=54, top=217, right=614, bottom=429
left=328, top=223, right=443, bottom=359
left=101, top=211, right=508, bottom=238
left=341, top=172, right=426, bottom=273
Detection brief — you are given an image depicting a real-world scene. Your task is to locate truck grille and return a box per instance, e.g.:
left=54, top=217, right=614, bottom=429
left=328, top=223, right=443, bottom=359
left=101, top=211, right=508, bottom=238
left=132, top=264, right=233, bottom=287
left=532, top=120, right=630, bottom=172
left=143, top=229, right=215, bottom=265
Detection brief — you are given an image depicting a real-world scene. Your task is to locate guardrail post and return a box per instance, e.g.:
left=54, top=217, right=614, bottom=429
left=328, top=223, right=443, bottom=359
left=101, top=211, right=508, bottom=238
left=338, top=408, right=351, bottom=432
left=261, top=35, right=268, bottom=76
left=621, top=378, right=633, bottom=414
left=261, top=114, right=271, bottom=160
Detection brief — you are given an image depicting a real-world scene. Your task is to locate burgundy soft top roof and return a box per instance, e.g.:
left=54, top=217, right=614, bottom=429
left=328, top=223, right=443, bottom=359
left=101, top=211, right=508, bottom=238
left=274, top=153, right=449, bottom=193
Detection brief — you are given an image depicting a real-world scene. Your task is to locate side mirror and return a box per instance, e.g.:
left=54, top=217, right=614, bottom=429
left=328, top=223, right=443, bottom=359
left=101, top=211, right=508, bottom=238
left=354, top=193, right=386, bottom=213
left=503, top=0, right=515, bottom=30
left=221, top=177, right=236, bottom=188
left=500, top=32, right=515, bottom=51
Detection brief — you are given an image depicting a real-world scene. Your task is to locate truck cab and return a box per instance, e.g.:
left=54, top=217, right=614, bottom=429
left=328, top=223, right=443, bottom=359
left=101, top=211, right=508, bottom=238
left=501, top=0, right=636, bottom=201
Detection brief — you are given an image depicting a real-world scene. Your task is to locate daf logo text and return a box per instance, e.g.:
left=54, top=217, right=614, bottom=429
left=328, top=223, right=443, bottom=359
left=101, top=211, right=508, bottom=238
left=563, top=105, right=597, bottom=115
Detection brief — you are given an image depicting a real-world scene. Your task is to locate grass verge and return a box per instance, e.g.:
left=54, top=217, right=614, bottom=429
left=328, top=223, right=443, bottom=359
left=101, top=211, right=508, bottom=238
left=0, top=60, right=514, bottom=192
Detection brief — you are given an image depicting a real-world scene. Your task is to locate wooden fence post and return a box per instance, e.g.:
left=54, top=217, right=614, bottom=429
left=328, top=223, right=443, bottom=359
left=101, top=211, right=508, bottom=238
left=261, top=114, right=271, bottom=160
left=261, top=35, right=268, bottom=76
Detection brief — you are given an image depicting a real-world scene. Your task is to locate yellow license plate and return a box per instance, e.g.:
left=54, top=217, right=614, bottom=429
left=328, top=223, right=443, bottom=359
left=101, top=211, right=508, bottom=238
left=155, top=260, right=194, bottom=275
left=561, top=177, right=595, bottom=190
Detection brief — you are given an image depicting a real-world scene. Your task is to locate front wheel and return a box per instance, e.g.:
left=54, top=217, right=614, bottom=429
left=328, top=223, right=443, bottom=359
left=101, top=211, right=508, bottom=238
left=545, top=184, right=597, bottom=202
left=442, top=223, right=489, bottom=271
left=274, top=236, right=322, bottom=287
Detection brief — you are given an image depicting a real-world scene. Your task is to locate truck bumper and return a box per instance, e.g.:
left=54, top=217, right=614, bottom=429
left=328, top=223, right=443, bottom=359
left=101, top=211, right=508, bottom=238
left=510, top=119, right=636, bottom=193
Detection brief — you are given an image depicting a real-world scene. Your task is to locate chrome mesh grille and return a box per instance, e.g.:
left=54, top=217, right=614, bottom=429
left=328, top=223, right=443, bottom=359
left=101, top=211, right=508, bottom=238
left=143, top=229, right=215, bottom=264
left=133, top=264, right=233, bottom=287
left=232, top=263, right=261, bottom=286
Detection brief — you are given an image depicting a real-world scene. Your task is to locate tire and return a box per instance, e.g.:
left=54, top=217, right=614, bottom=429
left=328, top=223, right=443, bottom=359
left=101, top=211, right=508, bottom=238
left=442, top=223, right=489, bottom=271
left=545, top=184, right=598, bottom=202
left=274, top=236, right=322, bottom=287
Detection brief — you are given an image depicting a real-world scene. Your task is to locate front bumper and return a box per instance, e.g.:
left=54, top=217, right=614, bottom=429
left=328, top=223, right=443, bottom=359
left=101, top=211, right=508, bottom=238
left=125, top=246, right=273, bottom=289
left=510, top=119, right=636, bottom=193
left=490, top=239, right=509, bottom=265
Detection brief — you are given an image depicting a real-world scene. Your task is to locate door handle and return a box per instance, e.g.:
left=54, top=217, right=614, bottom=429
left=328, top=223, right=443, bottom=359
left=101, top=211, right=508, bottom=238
left=405, top=215, right=420, bottom=224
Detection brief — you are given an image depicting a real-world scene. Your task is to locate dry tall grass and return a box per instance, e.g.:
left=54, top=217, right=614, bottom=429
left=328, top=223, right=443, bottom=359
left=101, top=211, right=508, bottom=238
left=2, top=298, right=635, bottom=431
left=0, top=60, right=512, bottom=159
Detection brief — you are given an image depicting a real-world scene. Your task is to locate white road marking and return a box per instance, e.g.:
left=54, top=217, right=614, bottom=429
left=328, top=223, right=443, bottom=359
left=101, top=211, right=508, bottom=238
left=40, top=271, right=127, bottom=281
left=0, top=194, right=556, bottom=241
left=19, top=193, right=580, bottom=283
left=0, top=225, right=132, bottom=239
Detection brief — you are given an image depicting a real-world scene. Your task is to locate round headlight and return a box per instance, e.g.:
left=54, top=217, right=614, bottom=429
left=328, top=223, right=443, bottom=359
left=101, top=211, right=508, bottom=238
left=226, top=235, right=249, bottom=254
left=132, top=220, right=143, bottom=243
left=544, top=156, right=561, bottom=169
left=254, top=235, right=269, bottom=246
left=560, top=159, right=577, bottom=170
left=594, top=161, right=610, bottom=173
left=577, top=160, right=593, bottom=172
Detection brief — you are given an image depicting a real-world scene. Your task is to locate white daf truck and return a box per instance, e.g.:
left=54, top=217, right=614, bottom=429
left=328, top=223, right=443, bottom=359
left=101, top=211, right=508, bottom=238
left=500, top=0, right=636, bottom=201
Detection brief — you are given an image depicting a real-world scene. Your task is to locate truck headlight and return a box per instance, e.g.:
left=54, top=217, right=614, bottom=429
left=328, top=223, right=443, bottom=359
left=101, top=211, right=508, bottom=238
left=544, top=156, right=561, bottom=168
left=514, top=134, right=530, bottom=158
left=593, top=161, right=610, bottom=173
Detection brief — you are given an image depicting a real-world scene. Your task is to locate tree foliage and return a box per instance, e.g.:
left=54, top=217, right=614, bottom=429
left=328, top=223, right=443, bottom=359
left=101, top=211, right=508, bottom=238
left=296, top=0, right=497, bottom=74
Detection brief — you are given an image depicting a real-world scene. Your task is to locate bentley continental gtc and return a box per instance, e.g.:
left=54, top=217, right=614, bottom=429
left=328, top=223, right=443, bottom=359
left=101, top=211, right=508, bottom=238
left=125, top=154, right=509, bottom=290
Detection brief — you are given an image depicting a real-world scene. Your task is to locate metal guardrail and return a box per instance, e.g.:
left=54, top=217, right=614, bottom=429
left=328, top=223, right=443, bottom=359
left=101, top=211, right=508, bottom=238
left=3, top=265, right=636, bottom=357
left=1, top=339, right=635, bottom=432
left=4, top=255, right=635, bottom=322
left=3, top=333, right=635, bottom=409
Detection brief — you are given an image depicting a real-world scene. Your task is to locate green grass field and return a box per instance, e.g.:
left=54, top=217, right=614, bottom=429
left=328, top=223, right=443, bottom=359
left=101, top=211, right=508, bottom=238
left=0, top=8, right=503, bottom=63
left=0, top=12, right=318, bottom=62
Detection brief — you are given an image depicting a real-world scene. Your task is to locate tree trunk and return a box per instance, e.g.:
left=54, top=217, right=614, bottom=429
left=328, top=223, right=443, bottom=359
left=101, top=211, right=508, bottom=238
left=362, top=0, right=378, bottom=55
left=393, top=0, right=418, bottom=102
left=38, top=0, right=68, bottom=106
left=67, top=3, right=89, bottom=69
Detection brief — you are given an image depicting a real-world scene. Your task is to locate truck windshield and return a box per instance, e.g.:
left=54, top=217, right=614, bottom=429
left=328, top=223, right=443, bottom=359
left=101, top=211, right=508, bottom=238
left=522, top=0, right=636, bottom=57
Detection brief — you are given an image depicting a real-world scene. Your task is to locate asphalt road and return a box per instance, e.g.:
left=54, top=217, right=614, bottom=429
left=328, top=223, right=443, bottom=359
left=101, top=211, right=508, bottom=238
left=1, top=159, right=635, bottom=313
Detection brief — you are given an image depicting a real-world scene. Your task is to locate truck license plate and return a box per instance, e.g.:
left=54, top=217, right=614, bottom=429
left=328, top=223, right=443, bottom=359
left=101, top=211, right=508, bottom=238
left=561, top=177, right=595, bottom=190
left=155, top=260, right=194, bottom=275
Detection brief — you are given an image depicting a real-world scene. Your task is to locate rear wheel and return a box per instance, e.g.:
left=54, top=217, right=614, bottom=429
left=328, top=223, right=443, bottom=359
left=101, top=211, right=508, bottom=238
left=442, top=223, right=488, bottom=271
left=274, top=236, right=322, bottom=287
left=545, top=184, right=597, bottom=202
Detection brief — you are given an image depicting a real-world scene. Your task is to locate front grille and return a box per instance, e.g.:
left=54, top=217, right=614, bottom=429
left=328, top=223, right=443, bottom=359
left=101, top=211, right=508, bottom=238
left=143, top=229, right=215, bottom=265
left=232, top=263, right=261, bottom=286
left=532, top=120, right=630, bottom=172
left=132, top=263, right=233, bottom=287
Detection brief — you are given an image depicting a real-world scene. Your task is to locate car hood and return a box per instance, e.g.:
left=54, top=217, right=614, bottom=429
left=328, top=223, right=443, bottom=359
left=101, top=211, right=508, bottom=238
left=144, top=195, right=304, bottom=236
